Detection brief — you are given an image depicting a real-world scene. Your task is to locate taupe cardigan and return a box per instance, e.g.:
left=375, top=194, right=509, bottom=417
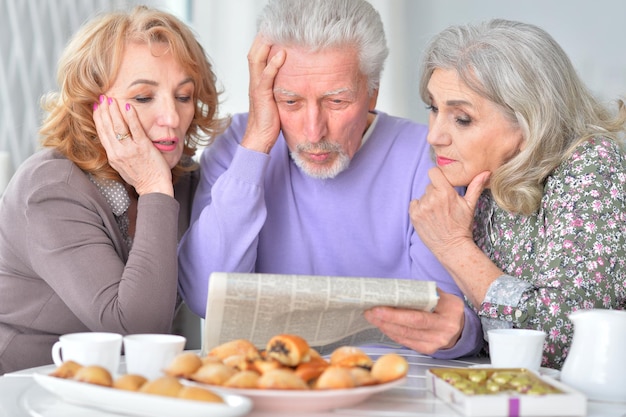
left=0, top=148, right=197, bottom=374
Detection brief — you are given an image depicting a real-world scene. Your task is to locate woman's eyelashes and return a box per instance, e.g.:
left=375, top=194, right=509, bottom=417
left=129, top=93, right=192, bottom=104
left=133, top=95, right=152, bottom=103
left=456, top=115, right=471, bottom=126
left=427, top=104, right=472, bottom=127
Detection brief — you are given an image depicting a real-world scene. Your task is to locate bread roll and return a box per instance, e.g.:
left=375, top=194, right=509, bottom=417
left=139, top=376, right=183, bottom=397
left=113, top=374, right=148, bottom=391
left=265, top=334, right=310, bottom=366
left=330, top=346, right=373, bottom=369
left=257, top=369, right=309, bottom=390
left=178, top=386, right=224, bottom=403
left=314, top=366, right=355, bottom=389
left=49, top=360, right=82, bottom=379
left=208, top=339, right=260, bottom=361
left=348, top=367, right=377, bottom=387
left=371, top=353, right=409, bottom=383
left=251, top=357, right=284, bottom=374
left=223, top=354, right=253, bottom=371
left=163, top=352, right=203, bottom=378
left=295, top=356, right=329, bottom=382
left=73, top=365, right=113, bottom=387
left=223, top=370, right=261, bottom=388
left=189, top=362, right=237, bottom=385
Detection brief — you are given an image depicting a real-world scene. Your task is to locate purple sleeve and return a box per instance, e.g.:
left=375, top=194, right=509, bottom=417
left=178, top=116, right=270, bottom=317
left=432, top=306, right=484, bottom=359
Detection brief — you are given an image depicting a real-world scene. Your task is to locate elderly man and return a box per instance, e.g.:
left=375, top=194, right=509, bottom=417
left=178, top=0, right=482, bottom=359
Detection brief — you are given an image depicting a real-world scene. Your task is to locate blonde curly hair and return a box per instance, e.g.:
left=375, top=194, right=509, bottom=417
left=39, top=5, right=227, bottom=184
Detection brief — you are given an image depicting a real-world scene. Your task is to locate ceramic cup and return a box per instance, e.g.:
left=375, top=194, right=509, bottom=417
left=488, top=328, right=546, bottom=371
left=123, top=334, right=186, bottom=379
left=51, top=332, right=123, bottom=374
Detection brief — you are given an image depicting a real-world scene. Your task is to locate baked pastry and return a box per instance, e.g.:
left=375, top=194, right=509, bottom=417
left=371, top=353, right=409, bottom=383
left=163, top=352, right=203, bottom=378
left=330, top=346, right=373, bottom=369
left=208, top=339, right=261, bottom=361
left=265, top=334, right=310, bottom=367
left=223, top=370, right=261, bottom=388
left=113, top=374, right=148, bottom=391
left=307, top=348, right=323, bottom=360
left=72, top=365, right=113, bottom=387
left=257, top=368, right=309, bottom=390
left=178, top=386, right=224, bottom=403
left=201, top=355, right=224, bottom=365
left=49, top=360, right=82, bottom=379
left=348, top=367, right=377, bottom=387
left=189, top=362, right=237, bottom=385
left=222, top=354, right=251, bottom=371
left=314, top=366, right=355, bottom=389
left=251, top=357, right=284, bottom=374
left=295, top=356, right=329, bottom=383
left=139, top=376, right=183, bottom=397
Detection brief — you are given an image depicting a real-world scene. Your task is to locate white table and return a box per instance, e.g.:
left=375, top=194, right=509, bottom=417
left=1, top=347, right=624, bottom=417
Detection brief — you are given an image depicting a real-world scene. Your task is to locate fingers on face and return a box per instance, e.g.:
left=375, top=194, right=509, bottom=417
left=124, top=102, right=141, bottom=141
left=428, top=167, right=448, bottom=189
left=247, top=35, right=271, bottom=65
left=248, top=36, right=286, bottom=91
left=93, top=95, right=130, bottom=144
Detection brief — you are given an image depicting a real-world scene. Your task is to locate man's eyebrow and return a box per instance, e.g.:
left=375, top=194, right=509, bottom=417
left=272, top=87, right=354, bottom=97
left=322, top=88, right=351, bottom=97
left=273, top=87, right=297, bottom=96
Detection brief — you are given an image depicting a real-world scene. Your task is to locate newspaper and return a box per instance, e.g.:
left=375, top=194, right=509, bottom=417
left=202, top=272, right=439, bottom=355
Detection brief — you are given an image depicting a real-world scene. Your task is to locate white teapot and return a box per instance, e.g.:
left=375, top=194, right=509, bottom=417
left=560, top=309, right=626, bottom=402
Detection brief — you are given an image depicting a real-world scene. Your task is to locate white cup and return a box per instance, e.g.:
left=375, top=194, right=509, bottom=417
left=123, top=334, right=186, bottom=379
left=488, top=329, right=546, bottom=371
left=51, top=332, right=122, bottom=374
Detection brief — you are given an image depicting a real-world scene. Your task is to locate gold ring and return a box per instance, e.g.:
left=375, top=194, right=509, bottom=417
left=115, top=132, right=131, bottom=141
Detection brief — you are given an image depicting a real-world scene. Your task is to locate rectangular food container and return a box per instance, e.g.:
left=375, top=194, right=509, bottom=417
left=426, top=367, right=586, bottom=417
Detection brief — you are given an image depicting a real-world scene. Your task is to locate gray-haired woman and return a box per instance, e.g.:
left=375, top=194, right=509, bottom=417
left=411, top=18, right=626, bottom=369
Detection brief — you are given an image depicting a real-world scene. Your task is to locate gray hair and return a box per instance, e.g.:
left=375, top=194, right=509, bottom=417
left=419, top=19, right=626, bottom=215
left=257, top=0, right=388, bottom=94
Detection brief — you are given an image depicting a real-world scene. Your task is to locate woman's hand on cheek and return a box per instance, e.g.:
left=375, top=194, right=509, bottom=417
left=93, top=96, right=173, bottom=197
left=409, top=168, right=490, bottom=258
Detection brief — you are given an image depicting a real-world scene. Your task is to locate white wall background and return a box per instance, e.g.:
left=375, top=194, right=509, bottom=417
left=175, top=0, right=626, bottom=125
left=3, top=0, right=626, bottom=174
left=0, top=0, right=145, bottom=183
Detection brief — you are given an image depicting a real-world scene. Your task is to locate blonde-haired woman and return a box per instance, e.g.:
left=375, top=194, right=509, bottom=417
left=0, top=6, right=226, bottom=373
left=411, top=18, right=626, bottom=369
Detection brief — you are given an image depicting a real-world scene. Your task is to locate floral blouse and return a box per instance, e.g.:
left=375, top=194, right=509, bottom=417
left=473, top=137, right=626, bottom=369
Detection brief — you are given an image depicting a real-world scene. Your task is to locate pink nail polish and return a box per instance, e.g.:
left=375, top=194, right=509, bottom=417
left=99, top=95, right=104, bottom=103
left=108, top=97, right=113, bottom=105
left=93, top=102, right=98, bottom=111
left=125, top=103, right=130, bottom=111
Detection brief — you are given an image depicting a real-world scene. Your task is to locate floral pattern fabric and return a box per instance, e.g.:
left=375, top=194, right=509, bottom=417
left=473, top=137, right=626, bottom=369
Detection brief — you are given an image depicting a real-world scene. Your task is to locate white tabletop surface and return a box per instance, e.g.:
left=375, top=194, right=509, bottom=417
left=1, top=347, right=624, bottom=417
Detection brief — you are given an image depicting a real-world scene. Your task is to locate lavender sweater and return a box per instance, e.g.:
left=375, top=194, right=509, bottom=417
left=178, top=111, right=482, bottom=359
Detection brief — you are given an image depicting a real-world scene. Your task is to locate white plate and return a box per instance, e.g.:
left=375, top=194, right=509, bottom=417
left=468, top=364, right=561, bottom=379
left=33, top=372, right=252, bottom=417
left=190, top=377, right=406, bottom=412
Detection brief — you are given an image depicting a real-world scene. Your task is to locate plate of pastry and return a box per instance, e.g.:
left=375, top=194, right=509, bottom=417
left=166, top=334, right=410, bottom=412
left=195, top=376, right=406, bottom=412
left=33, top=362, right=252, bottom=417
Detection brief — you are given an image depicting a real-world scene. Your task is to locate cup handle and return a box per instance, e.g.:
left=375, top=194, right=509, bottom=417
left=51, top=341, right=63, bottom=366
